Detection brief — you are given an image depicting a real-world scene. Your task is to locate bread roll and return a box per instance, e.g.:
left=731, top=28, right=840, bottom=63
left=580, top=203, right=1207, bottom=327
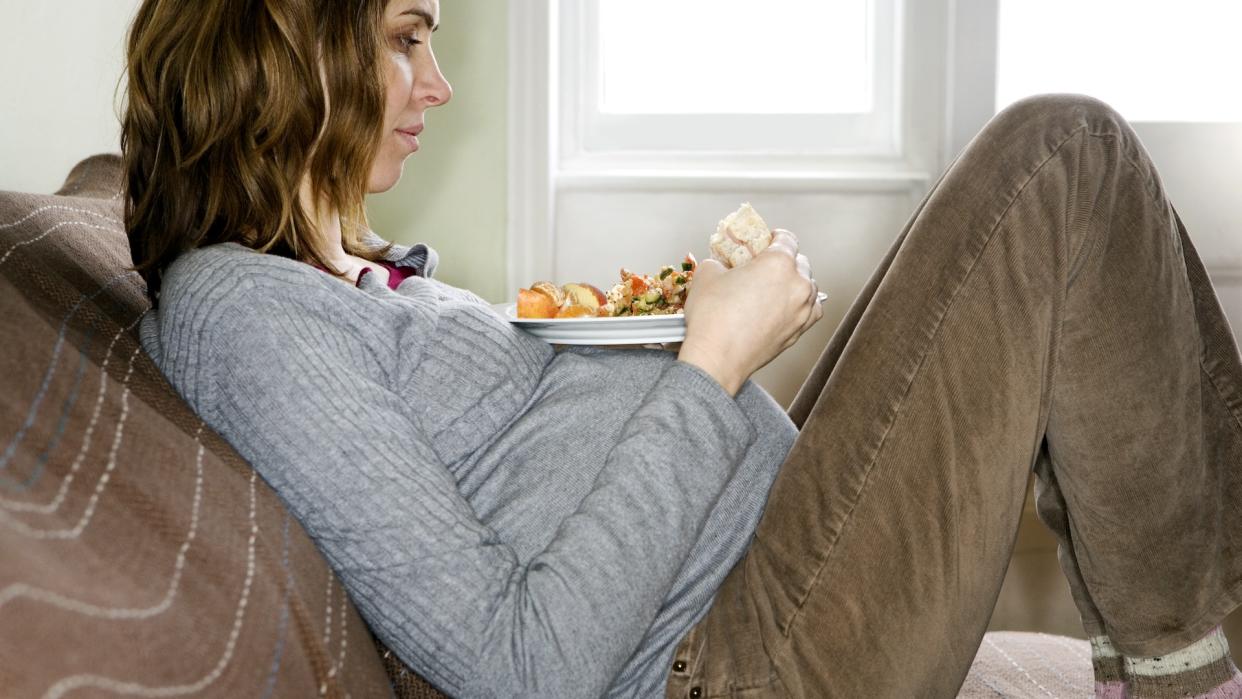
left=530, top=281, right=565, bottom=307
left=710, top=203, right=773, bottom=268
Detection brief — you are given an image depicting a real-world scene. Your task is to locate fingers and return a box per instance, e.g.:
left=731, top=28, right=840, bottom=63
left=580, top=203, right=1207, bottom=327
left=795, top=253, right=811, bottom=279
left=773, top=228, right=799, bottom=248
left=793, top=248, right=818, bottom=313
left=765, top=229, right=799, bottom=259
left=802, top=278, right=824, bottom=333
left=793, top=251, right=816, bottom=304
left=802, top=289, right=824, bottom=333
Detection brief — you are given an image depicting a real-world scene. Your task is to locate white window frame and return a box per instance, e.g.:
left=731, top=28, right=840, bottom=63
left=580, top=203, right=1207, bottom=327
left=508, top=0, right=957, bottom=290
left=942, top=0, right=999, bottom=166
left=507, top=0, right=558, bottom=293
left=562, top=0, right=905, bottom=164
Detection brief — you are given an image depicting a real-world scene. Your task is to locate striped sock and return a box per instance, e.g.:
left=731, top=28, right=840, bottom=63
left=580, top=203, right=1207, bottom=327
left=1092, top=626, right=1242, bottom=698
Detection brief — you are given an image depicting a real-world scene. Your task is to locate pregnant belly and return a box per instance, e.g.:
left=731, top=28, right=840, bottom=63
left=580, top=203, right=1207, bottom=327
left=456, top=347, right=679, bottom=564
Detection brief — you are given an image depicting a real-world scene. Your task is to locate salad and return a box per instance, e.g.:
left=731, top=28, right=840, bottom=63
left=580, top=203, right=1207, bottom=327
left=516, top=253, right=697, bottom=319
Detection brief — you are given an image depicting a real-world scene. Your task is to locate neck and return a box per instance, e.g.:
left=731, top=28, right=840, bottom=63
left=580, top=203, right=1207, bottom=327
left=298, top=179, right=349, bottom=269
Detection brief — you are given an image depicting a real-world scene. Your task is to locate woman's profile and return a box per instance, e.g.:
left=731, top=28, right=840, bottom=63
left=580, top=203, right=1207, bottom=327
left=124, top=0, right=1242, bottom=697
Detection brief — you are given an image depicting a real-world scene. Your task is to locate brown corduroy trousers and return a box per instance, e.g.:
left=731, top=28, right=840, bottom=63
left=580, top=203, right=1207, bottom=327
left=664, top=93, right=1242, bottom=698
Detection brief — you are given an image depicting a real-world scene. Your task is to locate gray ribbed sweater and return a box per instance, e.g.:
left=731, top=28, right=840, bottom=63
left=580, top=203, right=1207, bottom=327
left=138, top=237, right=797, bottom=698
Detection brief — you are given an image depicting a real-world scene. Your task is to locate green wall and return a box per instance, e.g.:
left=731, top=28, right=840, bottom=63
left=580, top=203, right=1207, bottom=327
left=366, top=0, right=508, bottom=303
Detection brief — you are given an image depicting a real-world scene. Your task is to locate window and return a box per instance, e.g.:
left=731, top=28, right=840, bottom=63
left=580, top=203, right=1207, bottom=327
left=995, top=0, right=1242, bottom=122
left=559, top=0, right=905, bottom=163
left=598, top=0, right=872, bottom=115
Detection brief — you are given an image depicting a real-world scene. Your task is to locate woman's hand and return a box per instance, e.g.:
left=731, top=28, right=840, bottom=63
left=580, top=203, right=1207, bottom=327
left=677, top=230, right=823, bottom=396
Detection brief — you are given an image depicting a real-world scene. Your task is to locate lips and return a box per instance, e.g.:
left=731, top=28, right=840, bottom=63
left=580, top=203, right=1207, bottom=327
left=396, top=124, right=423, bottom=151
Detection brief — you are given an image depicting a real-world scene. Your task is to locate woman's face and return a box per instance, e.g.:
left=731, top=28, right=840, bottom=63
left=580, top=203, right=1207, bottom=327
left=369, top=0, right=452, bottom=193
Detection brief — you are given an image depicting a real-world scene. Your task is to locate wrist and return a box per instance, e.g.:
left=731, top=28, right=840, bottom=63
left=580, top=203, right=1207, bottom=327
left=676, top=344, right=743, bottom=397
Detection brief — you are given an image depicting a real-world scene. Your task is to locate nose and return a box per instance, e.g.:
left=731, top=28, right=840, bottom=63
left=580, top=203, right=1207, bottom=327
left=417, top=48, right=453, bottom=108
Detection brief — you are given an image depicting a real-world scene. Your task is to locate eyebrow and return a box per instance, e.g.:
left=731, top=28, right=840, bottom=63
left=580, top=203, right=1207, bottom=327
left=399, top=8, right=439, bottom=32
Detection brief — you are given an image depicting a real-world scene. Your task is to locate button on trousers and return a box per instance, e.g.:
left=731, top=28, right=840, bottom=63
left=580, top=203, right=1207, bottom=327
left=665, top=93, right=1242, bottom=698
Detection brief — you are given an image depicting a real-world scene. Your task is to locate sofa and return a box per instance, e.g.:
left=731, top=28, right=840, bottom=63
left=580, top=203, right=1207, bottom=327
left=0, top=154, right=1099, bottom=698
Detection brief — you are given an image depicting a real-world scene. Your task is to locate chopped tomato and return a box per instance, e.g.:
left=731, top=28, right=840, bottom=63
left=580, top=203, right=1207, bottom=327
left=626, top=272, right=648, bottom=295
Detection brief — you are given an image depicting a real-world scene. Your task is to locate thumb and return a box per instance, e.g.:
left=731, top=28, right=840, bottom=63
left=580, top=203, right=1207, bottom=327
left=695, top=257, right=727, bottom=283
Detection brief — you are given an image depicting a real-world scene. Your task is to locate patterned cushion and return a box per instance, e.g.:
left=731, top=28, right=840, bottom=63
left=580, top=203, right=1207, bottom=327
left=0, top=155, right=410, bottom=698
left=960, top=632, right=1093, bottom=697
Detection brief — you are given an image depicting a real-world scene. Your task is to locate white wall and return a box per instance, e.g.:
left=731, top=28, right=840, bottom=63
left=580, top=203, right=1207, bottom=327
left=0, top=0, right=509, bottom=302
left=366, top=0, right=510, bottom=302
left=1131, top=123, right=1242, bottom=334
left=0, top=0, right=142, bottom=194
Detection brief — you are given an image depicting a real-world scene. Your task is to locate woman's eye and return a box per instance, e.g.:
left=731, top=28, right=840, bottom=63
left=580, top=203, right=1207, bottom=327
left=397, top=33, right=423, bottom=52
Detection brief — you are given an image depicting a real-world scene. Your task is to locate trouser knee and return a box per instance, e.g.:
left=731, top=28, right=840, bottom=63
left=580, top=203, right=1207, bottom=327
left=991, top=92, right=1128, bottom=140
left=972, top=92, right=1165, bottom=231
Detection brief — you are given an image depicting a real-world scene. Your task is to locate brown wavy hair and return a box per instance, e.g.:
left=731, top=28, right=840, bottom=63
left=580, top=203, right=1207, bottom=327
left=122, top=0, right=394, bottom=306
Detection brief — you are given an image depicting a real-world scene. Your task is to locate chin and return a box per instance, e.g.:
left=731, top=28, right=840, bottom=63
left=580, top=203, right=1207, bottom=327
left=367, top=163, right=405, bottom=194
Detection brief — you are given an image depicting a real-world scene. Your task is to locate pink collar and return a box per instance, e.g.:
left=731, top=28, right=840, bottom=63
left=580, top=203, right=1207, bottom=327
left=312, top=260, right=421, bottom=290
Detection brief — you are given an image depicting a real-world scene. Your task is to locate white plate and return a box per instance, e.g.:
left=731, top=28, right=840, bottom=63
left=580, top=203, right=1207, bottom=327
left=493, top=291, right=827, bottom=345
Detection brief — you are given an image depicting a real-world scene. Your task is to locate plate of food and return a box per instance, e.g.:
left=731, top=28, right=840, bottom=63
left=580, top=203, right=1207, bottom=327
left=491, top=303, right=693, bottom=345
left=495, top=203, right=825, bottom=345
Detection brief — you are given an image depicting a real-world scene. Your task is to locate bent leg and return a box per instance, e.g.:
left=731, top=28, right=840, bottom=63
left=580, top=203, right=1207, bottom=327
left=665, top=94, right=1242, bottom=698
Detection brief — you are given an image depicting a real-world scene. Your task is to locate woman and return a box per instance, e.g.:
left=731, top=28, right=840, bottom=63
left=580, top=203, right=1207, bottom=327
left=125, top=0, right=1242, bottom=697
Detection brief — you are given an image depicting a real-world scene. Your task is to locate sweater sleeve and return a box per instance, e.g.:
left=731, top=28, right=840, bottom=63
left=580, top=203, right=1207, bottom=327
left=199, top=303, right=757, bottom=698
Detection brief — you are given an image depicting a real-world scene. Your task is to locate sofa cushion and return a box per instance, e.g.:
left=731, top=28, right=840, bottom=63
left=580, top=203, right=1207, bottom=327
left=958, top=631, right=1093, bottom=697
left=0, top=155, right=398, bottom=697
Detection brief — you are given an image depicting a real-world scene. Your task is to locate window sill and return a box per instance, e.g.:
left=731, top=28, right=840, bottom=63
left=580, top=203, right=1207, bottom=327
left=554, top=169, right=931, bottom=193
